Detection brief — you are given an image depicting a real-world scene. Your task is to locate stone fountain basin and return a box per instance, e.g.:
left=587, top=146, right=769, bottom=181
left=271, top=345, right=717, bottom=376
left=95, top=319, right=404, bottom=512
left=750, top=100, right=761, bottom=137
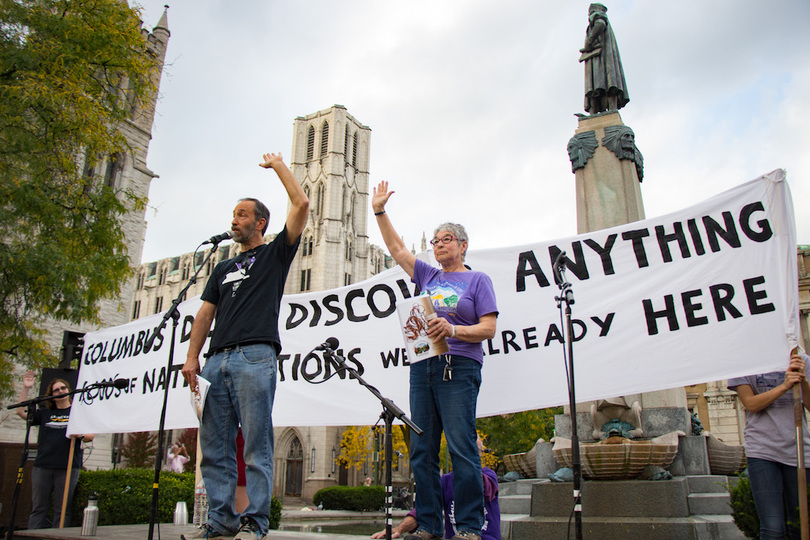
left=552, top=430, right=684, bottom=480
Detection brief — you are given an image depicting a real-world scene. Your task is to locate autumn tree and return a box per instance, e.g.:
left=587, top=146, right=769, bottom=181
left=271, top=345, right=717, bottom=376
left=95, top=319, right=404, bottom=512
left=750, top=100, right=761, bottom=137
left=337, top=425, right=408, bottom=482
left=0, top=0, right=158, bottom=397
left=477, top=407, right=561, bottom=473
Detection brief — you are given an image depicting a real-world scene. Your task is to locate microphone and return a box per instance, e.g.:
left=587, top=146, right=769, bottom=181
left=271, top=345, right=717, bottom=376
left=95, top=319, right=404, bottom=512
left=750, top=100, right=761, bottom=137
left=203, top=231, right=233, bottom=245
left=552, top=251, right=567, bottom=286
left=90, top=378, right=130, bottom=389
left=315, top=337, right=339, bottom=351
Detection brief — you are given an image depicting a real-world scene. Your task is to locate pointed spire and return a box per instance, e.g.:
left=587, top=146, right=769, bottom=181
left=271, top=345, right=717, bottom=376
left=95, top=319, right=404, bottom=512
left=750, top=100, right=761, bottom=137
left=420, top=232, right=427, bottom=252
left=154, top=5, right=170, bottom=35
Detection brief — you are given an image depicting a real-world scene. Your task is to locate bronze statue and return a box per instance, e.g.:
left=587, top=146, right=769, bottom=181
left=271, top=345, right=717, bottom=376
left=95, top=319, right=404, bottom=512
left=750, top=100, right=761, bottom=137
left=580, top=3, right=629, bottom=115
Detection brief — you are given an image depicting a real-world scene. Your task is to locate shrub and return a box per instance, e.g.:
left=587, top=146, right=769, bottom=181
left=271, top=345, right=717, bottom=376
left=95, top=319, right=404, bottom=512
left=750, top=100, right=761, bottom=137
left=70, top=468, right=193, bottom=527
left=70, top=468, right=282, bottom=529
left=312, top=486, right=384, bottom=511
left=728, top=474, right=758, bottom=539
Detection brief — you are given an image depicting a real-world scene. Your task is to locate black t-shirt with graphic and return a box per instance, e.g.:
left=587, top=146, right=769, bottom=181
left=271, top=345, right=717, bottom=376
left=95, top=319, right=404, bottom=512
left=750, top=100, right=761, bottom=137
left=202, top=227, right=299, bottom=355
left=31, top=407, right=82, bottom=469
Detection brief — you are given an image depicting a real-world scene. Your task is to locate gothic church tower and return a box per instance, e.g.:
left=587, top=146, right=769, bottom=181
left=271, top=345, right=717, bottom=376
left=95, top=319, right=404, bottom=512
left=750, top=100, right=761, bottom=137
left=285, top=105, right=378, bottom=294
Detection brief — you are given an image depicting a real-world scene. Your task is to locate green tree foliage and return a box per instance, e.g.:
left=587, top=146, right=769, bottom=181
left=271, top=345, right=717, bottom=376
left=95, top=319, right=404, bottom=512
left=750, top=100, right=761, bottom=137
left=120, top=431, right=158, bottom=469
left=0, top=0, right=158, bottom=396
left=477, top=407, right=561, bottom=472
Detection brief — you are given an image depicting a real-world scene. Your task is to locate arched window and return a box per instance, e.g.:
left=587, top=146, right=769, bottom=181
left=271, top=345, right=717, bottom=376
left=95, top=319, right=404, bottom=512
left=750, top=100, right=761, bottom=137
left=306, top=125, right=315, bottom=161
left=104, top=153, right=124, bottom=188
left=352, top=132, right=358, bottom=167
left=344, top=125, right=350, bottom=163
left=320, top=121, right=329, bottom=158
left=316, top=183, right=325, bottom=215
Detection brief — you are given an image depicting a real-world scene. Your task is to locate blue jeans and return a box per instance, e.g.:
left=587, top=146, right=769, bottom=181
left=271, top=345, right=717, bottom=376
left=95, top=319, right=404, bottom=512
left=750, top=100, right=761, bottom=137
left=748, top=457, right=804, bottom=539
left=200, top=344, right=277, bottom=534
left=410, top=355, right=483, bottom=536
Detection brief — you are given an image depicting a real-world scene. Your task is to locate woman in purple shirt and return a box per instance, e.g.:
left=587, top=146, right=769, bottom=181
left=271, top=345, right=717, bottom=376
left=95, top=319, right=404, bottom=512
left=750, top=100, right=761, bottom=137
left=372, top=181, right=498, bottom=540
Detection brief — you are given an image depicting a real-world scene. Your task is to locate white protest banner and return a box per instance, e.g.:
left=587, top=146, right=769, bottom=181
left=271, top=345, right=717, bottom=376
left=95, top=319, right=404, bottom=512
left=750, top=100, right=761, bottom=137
left=68, top=170, right=799, bottom=434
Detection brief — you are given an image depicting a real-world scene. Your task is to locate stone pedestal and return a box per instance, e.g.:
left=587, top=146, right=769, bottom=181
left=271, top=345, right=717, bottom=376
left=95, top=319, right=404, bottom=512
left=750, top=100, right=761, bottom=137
left=573, top=112, right=644, bottom=233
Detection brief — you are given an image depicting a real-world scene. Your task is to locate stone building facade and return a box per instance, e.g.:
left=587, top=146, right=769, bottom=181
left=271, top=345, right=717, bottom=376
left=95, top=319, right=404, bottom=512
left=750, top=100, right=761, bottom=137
left=0, top=9, right=171, bottom=473
left=129, top=106, right=402, bottom=501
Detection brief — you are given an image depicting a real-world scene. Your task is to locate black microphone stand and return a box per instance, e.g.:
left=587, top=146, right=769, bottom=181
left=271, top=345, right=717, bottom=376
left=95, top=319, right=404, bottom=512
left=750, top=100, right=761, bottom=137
left=5, top=382, right=120, bottom=539
left=320, top=343, right=422, bottom=540
left=143, top=238, right=226, bottom=540
left=553, top=251, right=583, bottom=540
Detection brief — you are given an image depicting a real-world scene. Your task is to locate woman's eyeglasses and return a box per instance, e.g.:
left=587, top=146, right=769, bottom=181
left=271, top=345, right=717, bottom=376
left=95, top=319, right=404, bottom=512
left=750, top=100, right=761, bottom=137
left=430, top=235, right=458, bottom=246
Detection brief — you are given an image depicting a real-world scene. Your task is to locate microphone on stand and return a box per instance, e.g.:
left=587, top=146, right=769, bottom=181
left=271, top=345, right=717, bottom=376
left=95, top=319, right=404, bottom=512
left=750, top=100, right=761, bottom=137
left=89, top=378, right=130, bottom=390
left=203, top=231, right=233, bottom=245
left=552, top=251, right=567, bottom=286
left=315, top=337, right=340, bottom=352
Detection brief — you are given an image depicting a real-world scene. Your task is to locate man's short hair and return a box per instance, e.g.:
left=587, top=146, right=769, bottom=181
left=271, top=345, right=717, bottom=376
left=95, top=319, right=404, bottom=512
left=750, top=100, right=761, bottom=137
left=239, top=198, right=270, bottom=234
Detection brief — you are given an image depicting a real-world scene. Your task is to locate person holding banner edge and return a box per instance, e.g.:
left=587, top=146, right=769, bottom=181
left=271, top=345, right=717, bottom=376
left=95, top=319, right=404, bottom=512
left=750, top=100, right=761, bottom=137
left=372, top=180, right=498, bottom=540
left=181, top=152, right=308, bottom=540
left=16, top=370, right=94, bottom=529
left=728, top=349, right=810, bottom=540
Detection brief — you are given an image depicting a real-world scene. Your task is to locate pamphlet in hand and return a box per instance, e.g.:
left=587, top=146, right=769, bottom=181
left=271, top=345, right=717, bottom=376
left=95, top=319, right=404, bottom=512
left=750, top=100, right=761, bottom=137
left=191, top=376, right=210, bottom=423
left=396, top=295, right=449, bottom=363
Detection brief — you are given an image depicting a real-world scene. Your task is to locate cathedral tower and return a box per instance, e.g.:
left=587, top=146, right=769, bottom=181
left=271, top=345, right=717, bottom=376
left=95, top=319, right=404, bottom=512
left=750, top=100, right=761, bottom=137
left=286, top=105, right=377, bottom=294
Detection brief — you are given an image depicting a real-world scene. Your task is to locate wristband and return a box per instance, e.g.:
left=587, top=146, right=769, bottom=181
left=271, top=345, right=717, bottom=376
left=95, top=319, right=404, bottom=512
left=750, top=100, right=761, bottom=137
left=374, top=210, right=385, bottom=216
left=450, top=325, right=456, bottom=338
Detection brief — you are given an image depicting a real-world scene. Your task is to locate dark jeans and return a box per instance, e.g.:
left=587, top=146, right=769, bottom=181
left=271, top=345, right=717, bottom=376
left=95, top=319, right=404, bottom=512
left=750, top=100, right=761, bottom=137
left=409, top=355, right=483, bottom=537
left=29, top=466, right=79, bottom=529
left=748, top=456, right=804, bottom=539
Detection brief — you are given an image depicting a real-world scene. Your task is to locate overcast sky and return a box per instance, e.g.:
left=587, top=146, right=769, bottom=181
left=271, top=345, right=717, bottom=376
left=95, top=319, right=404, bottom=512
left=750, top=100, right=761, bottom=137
left=133, top=0, right=810, bottom=264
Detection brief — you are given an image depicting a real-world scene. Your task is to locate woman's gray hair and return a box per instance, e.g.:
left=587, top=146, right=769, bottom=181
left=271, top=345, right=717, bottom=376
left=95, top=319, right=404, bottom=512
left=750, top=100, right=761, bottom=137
left=433, top=222, right=469, bottom=260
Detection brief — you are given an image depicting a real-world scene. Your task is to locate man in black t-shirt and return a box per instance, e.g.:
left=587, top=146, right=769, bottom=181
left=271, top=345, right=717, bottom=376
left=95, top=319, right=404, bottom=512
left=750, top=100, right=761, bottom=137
left=182, top=153, right=308, bottom=540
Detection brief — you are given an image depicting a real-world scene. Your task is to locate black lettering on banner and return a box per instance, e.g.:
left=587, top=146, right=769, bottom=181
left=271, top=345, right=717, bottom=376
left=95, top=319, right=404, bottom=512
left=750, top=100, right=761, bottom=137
left=743, top=276, right=776, bottom=315
left=345, top=289, right=369, bottom=322
left=681, top=289, right=709, bottom=327
left=548, top=242, right=590, bottom=281
left=515, top=250, right=551, bottom=292
left=181, top=315, right=195, bottom=343
left=523, top=327, right=539, bottom=349
left=544, top=324, right=564, bottom=346
left=644, top=275, right=774, bottom=336
left=591, top=313, right=615, bottom=336
left=643, top=295, right=679, bottom=336
left=286, top=304, right=309, bottom=330
left=655, top=222, right=691, bottom=263
left=583, top=235, right=617, bottom=276
left=323, top=294, right=343, bottom=326
left=709, top=284, right=743, bottom=321
left=367, top=284, right=397, bottom=318
left=686, top=219, right=706, bottom=256
left=739, top=202, right=773, bottom=243
left=703, top=212, right=741, bottom=252
left=621, top=228, right=652, bottom=268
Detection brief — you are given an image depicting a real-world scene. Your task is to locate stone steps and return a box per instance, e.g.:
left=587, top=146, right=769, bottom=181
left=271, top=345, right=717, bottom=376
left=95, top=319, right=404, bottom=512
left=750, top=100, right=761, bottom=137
left=502, top=475, right=745, bottom=539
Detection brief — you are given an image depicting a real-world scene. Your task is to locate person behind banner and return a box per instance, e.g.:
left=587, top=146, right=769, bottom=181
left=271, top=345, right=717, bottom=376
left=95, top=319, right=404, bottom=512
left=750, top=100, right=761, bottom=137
left=16, top=370, right=95, bottom=529
left=728, top=349, right=810, bottom=540
left=167, top=442, right=189, bottom=473
left=371, top=438, right=501, bottom=540
left=181, top=152, right=308, bottom=540
left=372, top=181, right=498, bottom=540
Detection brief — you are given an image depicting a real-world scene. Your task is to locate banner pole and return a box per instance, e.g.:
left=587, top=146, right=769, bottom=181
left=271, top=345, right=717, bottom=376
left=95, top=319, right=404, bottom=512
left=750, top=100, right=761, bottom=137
left=792, top=348, right=808, bottom=540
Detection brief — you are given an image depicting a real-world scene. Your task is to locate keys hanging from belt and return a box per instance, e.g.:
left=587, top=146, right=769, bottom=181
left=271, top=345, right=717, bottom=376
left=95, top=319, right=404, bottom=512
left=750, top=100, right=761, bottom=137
left=443, top=355, right=452, bottom=381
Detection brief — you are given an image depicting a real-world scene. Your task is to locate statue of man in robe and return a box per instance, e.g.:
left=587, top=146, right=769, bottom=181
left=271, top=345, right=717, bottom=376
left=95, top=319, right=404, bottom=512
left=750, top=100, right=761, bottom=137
left=579, top=3, right=629, bottom=115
